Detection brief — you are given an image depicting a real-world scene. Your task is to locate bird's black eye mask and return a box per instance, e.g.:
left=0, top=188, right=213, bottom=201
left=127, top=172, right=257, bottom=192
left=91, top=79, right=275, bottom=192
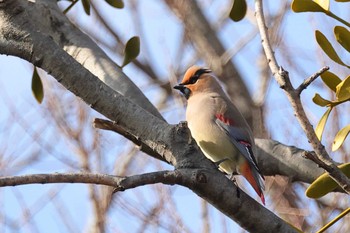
left=183, top=68, right=212, bottom=85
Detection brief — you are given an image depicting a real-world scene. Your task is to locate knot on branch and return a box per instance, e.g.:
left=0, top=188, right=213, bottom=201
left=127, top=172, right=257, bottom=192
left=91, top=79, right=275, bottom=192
left=174, top=121, right=191, bottom=141
left=192, top=170, right=207, bottom=184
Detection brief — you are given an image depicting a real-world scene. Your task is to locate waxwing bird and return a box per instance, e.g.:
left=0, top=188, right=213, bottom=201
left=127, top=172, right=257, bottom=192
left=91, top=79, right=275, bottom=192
left=174, top=66, right=265, bottom=205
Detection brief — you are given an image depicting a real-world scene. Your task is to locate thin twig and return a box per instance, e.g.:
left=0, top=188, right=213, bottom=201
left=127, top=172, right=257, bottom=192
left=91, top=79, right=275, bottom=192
left=93, top=118, right=168, bottom=163
left=0, top=171, right=178, bottom=191
left=254, top=1, right=286, bottom=87
left=254, top=0, right=350, bottom=194
left=316, top=208, right=350, bottom=233
left=296, top=66, right=329, bottom=95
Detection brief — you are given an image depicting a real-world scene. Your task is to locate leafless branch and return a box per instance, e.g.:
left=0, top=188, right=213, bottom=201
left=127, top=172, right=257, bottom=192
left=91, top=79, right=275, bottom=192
left=296, top=66, right=329, bottom=95
left=93, top=118, right=167, bottom=163
left=0, top=171, right=178, bottom=190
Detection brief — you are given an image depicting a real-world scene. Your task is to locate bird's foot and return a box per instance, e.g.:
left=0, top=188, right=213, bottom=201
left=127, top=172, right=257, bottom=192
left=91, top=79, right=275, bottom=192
left=230, top=175, right=240, bottom=198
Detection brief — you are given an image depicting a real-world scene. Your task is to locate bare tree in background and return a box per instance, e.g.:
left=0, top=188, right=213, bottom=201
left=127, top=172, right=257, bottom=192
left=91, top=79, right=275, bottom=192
left=0, top=0, right=349, bottom=232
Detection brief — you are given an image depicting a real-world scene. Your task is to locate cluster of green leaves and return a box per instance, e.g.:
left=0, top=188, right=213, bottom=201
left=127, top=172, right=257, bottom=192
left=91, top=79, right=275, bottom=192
left=313, top=69, right=350, bottom=151
left=292, top=0, right=350, bottom=152
left=32, top=0, right=140, bottom=104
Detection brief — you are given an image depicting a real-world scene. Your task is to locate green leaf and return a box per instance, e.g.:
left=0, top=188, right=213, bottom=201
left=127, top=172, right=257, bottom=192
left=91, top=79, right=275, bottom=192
left=31, top=67, right=44, bottom=104
left=332, top=124, right=350, bottom=151
left=121, top=36, right=140, bottom=68
left=312, top=93, right=332, bottom=106
left=315, top=107, right=332, bottom=140
left=81, top=0, right=90, bottom=15
left=306, top=162, right=350, bottom=198
left=315, top=30, right=349, bottom=67
left=334, top=26, right=350, bottom=53
left=105, top=0, right=124, bottom=9
left=291, top=0, right=327, bottom=13
left=335, top=75, right=350, bottom=102
left=229, top=0, right=247, bottom=22
left=320, top=71, right=342, bottom=92
left=314, top=0, right=330, bottom=11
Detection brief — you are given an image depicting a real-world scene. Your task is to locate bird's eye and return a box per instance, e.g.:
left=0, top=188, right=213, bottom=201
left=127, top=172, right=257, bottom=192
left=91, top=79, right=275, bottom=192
left=188, top=76, right=199, bottom=84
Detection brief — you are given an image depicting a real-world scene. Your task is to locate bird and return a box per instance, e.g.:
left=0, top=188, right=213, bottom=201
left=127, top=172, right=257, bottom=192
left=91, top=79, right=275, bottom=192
left=174, top=66, right=265, bottom=205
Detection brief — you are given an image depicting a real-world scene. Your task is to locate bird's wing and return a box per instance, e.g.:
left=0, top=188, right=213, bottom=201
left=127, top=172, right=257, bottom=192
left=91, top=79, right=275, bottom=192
left=215, top=114, right=261, bottom=174
left=215, top=114, right=265, bottom=205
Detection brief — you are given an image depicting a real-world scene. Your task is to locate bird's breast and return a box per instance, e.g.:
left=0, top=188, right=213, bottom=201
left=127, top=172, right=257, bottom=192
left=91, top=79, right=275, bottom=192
left=186, top=95, right=241, bottom=173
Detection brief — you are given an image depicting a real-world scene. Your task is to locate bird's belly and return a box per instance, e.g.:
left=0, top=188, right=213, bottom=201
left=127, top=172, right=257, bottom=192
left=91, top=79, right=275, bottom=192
left=189, top=122, right=240, bottom=174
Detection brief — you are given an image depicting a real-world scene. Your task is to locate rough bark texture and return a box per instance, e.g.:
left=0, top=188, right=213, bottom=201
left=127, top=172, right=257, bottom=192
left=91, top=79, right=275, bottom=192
left=28, top=0, right=162, bottom=119
left=255, top=139, right=324, bottom=183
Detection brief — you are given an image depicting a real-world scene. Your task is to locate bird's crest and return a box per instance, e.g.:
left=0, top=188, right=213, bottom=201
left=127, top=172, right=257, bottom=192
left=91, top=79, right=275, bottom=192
left=181, top=66, right=211, bottom=85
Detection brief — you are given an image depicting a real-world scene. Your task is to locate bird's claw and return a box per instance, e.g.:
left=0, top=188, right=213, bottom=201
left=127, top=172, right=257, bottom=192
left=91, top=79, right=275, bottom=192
left=230, top=175, right=240, bottom=198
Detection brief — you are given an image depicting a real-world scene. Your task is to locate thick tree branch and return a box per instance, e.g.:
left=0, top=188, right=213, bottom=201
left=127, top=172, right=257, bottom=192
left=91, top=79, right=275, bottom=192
left=34, top=0, right=162, bottom=119
left=254, top=0, right=350, bottom=194
left=0, top=0, right=177, bottom=165
left=95, top=118, right=326, bottom=184
left=255, top=139, right=325, bottom=183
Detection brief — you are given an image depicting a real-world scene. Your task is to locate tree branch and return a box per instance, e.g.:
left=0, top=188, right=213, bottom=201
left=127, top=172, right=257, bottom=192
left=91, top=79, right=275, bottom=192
left=93, top=118, right=168, bottom=163
left=95, top=117, right=326, bottom=184
left=254, top=0, right=350, bottom=194
left=0, top=169, right=298, bottom=233
left=296, top=66, right=329, bottom=95
left=0, top=0, right=177, bottom=163
left=38, top=0, right=163, bottom=119
left=0, top=171, right=179, bottom=191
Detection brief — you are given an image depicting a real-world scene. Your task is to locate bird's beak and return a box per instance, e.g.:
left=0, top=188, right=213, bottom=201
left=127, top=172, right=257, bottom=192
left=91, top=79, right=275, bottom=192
left=173, top=84, right=185, bottom=92
left=174, top=84, right=191, bottom=99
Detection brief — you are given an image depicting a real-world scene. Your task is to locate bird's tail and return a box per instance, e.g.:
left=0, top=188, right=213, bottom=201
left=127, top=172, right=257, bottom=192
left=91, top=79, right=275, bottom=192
left=240, top=161, right=265, bottom=205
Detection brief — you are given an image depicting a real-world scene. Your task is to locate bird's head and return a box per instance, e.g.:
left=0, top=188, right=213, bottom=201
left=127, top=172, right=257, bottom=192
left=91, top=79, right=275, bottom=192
left=174, top=66, right=218, bottom=99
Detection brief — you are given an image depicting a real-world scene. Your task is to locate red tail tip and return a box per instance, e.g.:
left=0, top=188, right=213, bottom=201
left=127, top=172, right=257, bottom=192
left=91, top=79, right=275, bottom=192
left=260, top=193, right=265, bottom=205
